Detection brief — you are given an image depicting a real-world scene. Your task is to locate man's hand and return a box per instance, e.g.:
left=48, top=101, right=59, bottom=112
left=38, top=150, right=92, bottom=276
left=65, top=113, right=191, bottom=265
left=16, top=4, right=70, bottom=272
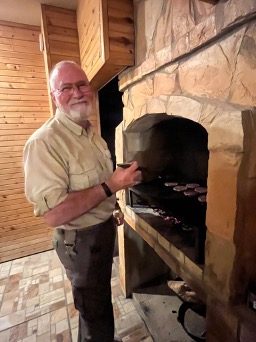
left=106, top=161, right=142, bottom=193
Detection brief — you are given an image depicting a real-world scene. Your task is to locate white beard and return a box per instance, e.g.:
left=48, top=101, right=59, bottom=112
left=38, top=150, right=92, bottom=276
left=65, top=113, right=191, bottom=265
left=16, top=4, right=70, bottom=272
left=70, top=106, right=90, bottom=122
left=63, top=101, right=93, bottom=124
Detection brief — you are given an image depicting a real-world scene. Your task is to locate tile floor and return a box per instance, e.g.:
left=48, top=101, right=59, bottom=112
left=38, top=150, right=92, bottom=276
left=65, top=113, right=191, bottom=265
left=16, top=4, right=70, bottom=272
left=0, top=250, right=153, bottom=342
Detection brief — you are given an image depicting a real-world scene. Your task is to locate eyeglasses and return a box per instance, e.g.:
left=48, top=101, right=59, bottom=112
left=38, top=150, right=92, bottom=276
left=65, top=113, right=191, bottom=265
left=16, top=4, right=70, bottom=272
left=52, top=81, right=91, bottom=95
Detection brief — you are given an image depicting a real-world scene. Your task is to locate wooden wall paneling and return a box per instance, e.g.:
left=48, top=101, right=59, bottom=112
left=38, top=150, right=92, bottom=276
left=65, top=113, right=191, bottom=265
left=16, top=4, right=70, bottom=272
left=0, top=21, right=52, bottom=262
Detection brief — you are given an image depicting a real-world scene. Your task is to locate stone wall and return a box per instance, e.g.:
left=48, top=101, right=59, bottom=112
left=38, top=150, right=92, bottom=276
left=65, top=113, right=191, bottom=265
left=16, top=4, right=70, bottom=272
left=116, top=1, right=256, bottom=340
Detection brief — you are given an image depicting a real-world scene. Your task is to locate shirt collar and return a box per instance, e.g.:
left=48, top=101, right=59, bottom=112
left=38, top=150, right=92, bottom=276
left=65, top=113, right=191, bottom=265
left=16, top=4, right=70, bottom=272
left=55, top=108, right=91, bottom=136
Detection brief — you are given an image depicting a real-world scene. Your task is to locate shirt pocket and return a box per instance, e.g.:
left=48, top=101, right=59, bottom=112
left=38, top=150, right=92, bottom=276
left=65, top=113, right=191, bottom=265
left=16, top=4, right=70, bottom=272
left=94, top=140, right=113, bottom=174
left=103, top=149, right=113, bottom=174
left=68, top=158, right=99, bottom=191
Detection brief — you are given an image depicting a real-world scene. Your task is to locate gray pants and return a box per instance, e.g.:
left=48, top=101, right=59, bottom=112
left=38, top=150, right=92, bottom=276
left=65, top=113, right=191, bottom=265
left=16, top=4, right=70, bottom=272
left=53, top=216, right=116, bottom=342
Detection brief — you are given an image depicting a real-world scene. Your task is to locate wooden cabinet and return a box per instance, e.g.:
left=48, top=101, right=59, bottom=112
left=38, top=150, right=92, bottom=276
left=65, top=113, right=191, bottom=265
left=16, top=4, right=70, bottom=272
left=77, top=0, right=135, bottom=90
left=41, top=5, right=80, bottom=115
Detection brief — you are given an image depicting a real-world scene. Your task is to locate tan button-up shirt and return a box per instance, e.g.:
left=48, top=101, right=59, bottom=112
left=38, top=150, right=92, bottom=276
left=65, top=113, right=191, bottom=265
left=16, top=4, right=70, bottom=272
left=23, top=109, right=116, bottom=230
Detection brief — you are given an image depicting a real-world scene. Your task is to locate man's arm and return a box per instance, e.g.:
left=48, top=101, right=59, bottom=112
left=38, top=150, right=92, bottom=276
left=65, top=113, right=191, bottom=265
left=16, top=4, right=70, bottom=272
left=43, top=162, right=141, bottom=227
left=43, top=184, right=107, bottom=227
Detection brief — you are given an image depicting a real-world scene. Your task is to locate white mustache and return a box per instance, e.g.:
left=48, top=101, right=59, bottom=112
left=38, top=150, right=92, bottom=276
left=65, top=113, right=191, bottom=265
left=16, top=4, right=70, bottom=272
left=69, top=95, right=93, bottom=105
left=70, top=99, right=87, bottom=105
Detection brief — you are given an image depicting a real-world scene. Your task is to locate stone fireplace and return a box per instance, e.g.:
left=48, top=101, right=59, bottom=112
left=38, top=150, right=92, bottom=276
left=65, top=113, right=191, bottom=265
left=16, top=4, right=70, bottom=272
left=115, top=1, right=256, bottom=341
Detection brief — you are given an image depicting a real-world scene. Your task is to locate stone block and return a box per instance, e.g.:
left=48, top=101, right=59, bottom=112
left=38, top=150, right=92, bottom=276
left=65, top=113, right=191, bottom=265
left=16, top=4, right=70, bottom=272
left=206, top=296, right=238, bottom=342
left=204, top=231, right=236, bottom=300
left=147, top=97, right=166, bottom=114
left=157, top=234, right=170, bottom=251
left=166, top=95, right=202, bottom=122
left=230, top=24, right=256, bottom=107
left=216, top=0, right=256, bottom=33
left=155, top=45, right=173, bottom=69
left=179, top=28, right=244, bottom=101
left=189, top=14, right=216, bottom=51
left=200, top=104, right=243, bottom=152
left=141, top=56, right=156, bottom=76
left=206, top=151, right=241, bottom=240
left=169, top=244, right=185, bottom=266
left=153, top=72, right=177, bottom=97
left=239, top=320, right=256, bottom=342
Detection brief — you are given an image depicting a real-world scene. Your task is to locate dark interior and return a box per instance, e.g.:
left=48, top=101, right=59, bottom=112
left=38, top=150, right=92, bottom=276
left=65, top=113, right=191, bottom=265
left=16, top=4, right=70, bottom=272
left=124, top=113, right=209, bottom=183
left=124, top=113, right=209, bottom=264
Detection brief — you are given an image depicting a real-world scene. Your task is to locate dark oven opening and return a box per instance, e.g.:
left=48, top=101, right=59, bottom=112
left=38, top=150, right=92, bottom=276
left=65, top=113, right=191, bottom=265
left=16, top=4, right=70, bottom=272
left=123, top=113, right=209, bottom=265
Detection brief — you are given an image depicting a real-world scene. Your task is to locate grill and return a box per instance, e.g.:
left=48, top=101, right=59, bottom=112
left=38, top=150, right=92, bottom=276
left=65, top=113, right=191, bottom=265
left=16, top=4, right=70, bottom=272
left=127, top=179, right=207, bottom=264
left=123, top=113, right=209, bottom=264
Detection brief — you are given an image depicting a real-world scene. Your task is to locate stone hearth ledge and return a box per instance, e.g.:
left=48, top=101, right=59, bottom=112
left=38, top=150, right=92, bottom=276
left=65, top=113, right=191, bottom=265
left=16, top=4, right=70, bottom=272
left=124, top=205, right=206, bottom=303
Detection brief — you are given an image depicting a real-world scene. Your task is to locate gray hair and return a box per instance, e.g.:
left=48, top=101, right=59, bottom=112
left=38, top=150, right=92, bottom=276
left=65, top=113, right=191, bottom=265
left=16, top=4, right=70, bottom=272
left=49, top=60, right=80, bottom=91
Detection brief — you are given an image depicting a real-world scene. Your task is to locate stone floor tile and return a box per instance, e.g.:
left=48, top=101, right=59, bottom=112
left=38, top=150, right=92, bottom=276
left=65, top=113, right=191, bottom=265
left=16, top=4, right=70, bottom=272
left=22, top=334, right=37, bottom=342
left=113, top=301, right=121, bottom=319
left=9, top=321, right=28, bottom=342
left=0, top=328, right=10, bottom=341
left=25, top=296, right=40, bottom=308
left=121, top=325, right=151, bottom=342
left=0, top=284, right=6, bottom=294
left=50, top=307, right=67, bottom=324
left=52, top=282, right=63, bottom=291
left=123, top=302, right=136, bottom=314
left=71, top=327, right=78, bottom=342
left=56, top=329, right=71, bottom=341
left=9, top=267, right=24, bottom=276
left=19, top=278, right=32, bottom=290
left=115, top=311, right=145, bottom=338
left=5, top=281, right=19, bottom=294
left=24, top=284, right=39, bottom=300
left=52, top=275, right=63, bottom=284
left=66, top=291, right=73, bottom=305
left=35, top=272, right=49, bottom=284
left=111, top=277, right=120, bottom=287
left=55, top=319, right=69, bottom=334
left=22, top=269, right=33, bottom=278
left=38, top=282, right=50, bottom=295
left=0, top=309, right=26, bottom=331
left=49, top=268, right=62, bottom=279
left=0, top=272, right=10, bottom=281
left=3, top=290, right=20, bottom=302
left=36, top=332, right=51, bottom=342
left=48, top=299, right=66, bottom=313
left=0, top=260, right=12, bottom=270
left=40, top=288, right=64, bottom=306
left=37, top=313, right=50, bottom=335
left=67, top=303, right=78, bottom=319
left=0, top=251, right=154, bottom=342
left=32, top=266, right=49, bottom=277
left=0, top=299, right=15, bottom=317
left=112, top=284, right=123, bottom=298
left=70, top=315, right=79, bottom=330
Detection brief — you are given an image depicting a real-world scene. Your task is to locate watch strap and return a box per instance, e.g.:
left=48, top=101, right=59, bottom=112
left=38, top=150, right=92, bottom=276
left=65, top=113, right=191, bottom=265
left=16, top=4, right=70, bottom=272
left=101, top=182, right=113, bottom=197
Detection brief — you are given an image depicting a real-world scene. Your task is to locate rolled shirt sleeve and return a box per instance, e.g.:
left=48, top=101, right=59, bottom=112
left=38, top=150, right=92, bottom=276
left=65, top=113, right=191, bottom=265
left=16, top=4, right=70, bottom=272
left=23, top=139, right=69, bottom=217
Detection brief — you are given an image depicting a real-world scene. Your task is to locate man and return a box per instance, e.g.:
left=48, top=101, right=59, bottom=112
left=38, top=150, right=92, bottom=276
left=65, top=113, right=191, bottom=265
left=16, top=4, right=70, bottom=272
left=23, top=60, right=141, bottom=341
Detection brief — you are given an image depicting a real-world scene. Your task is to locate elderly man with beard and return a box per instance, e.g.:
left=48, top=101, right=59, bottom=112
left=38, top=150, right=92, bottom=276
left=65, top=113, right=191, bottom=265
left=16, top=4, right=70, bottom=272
left=23, top=60, right=141, bottom=342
